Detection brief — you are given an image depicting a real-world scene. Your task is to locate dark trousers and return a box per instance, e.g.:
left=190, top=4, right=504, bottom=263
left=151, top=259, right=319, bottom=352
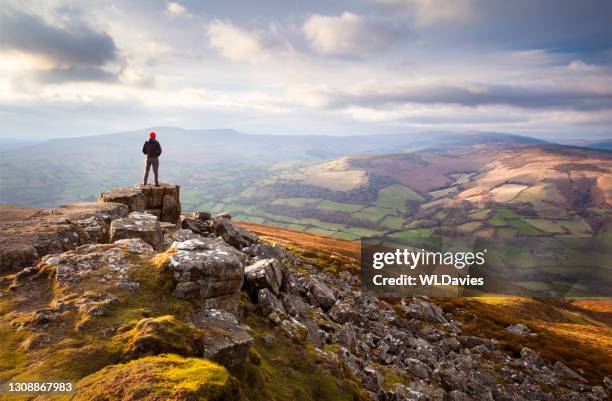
left=143, top=157, right=159, bottom=185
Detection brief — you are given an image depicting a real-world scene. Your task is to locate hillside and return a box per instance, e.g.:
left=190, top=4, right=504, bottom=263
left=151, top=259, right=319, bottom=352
left=0, top=187, right=610, bottom=401
left=0, top=129, right=543, bottom=207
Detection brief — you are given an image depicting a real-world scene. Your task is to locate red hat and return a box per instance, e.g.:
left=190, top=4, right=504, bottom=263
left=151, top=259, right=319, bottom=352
left=149, top=131, right=156, bottom=138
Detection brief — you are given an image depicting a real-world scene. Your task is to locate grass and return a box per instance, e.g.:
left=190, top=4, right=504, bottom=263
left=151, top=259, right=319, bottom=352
left=236, top=312, right=367, bottom=401
left=456, top=221, right=482, bottom=233
left=352, top=207, right=393, bottom=223
left=317, top=200, right=363, bottom=213
left=380, top=216, right=405, bottom=230
left=305, top=227, right=337, bottom=237
left=72, top=354, right=239, bottom=401
left=507, top=219, right=543, bottom=236
left=467, top=208, right=491, bottom=220
left=271, top=198, right=321, bottom=208
left=375, top=184, right=424, bottom=211
left=436, top=297, right=612, bottom=385
left=523, top=219, right=566, bottom=234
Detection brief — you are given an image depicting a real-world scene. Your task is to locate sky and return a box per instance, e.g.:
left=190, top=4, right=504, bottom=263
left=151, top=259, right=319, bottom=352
left=1, top=0, right=612, bottom=141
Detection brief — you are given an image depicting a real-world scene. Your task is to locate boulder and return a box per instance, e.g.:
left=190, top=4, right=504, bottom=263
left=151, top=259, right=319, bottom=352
left=214, top=212, right=232, bottom=220
left=337, top=323, right=358, bottom=350
left=328, top=299, right=359, bottom=324
left=167, top=238, right=245, bottom=313
left=505, top=323, right=532, bottom=336
left=553, top=362, right=587, bottom=383
left=257, top=288, right=286, bottom=317
left=110, top=212, right=163, bottom=250
left=99, top=187, right=146, bottom=212
left=181, top=217, right=211, bottom=235
left=405, top=298, right=448, bottom=324
left=520, top=347, right=546, bottom=368
left=194, top=309, right=254, bottom=371
left=191, top=211, right=212, bottom=221
left=244, top=258, right=283, bottom=296
left=308, top=279, right=336, bottom=311
left=405, top=358, right=430, bottom=380
left=213, top=217, right=257, bottom=249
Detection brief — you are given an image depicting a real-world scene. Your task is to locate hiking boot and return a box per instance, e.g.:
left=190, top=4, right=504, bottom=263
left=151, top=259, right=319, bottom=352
left=155, top=182, right=160, bottom=187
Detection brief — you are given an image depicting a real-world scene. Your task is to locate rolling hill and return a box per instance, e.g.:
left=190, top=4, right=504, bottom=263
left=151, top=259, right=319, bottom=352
left=0, top=128, right=543, bottom=207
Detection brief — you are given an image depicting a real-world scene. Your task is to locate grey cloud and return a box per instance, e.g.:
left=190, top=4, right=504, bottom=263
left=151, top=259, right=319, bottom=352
left=0, top=7, right=119, bottom=81
left=34, top=66, right=118, bottom=83
left=323, top=82, right=612, bottom=111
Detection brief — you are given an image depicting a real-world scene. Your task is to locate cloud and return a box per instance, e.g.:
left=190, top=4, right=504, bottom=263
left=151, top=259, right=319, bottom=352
left=207, top=19, right=293, bottom=62
left=303, top=12, right=403, bottom=56
left=368, top=0, right=475, bottom=27
left=207, top=20, right=264, bottom=62
left=304, top=80, right=612, bottom=112
left=0, top=7, right=120, bottom=82
left=165, top=2, right=188, bottom=17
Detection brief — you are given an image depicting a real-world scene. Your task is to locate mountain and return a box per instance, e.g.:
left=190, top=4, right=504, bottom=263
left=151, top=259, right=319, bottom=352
left=586, top=140, right=612, bottom=151
left=0, top=128, right=543, bottom=207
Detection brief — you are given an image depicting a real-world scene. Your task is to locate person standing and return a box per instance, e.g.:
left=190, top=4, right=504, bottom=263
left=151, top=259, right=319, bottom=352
left=142, top=131, right=162, bottom=186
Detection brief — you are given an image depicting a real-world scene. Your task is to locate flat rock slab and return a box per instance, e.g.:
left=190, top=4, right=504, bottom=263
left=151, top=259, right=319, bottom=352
left=0, top=202, right=128, bottom=275
left=110, top=212, right=163, bottom=250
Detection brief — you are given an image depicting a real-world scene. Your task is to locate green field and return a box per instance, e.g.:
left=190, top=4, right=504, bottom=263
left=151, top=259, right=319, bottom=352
left=381, top=216, right=405, bottom=229
left=352, top=206, right=393, bottom=223
left=317, top=200, right=363, bottom=213
left=375, top=184, right=424, bottom=211
left=271, top=198, right=321, bottom=207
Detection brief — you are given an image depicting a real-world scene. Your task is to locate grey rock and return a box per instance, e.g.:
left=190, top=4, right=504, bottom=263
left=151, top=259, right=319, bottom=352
left=308, top=279, right=336, bottom=311
left=213, top=217, right=257, bottom=249
left=337, top=323, right=358, bottom=350
left=244, top=258, right=283, bottom=296
left=405, top=298, right=448, bottom=324
left=191, top=211, right=212, bottom=221
left=110, top=212, right=163, bottom=250
left=280, top=293, right=309, bottom=318
left=328, top=299, right=359, bottom=324
left=520, top=347, right=546, bottom=368
left=554, top=361, right=588, bottom=383
left=181, top=217, right=211, bottom=235
left=445, top=390, right=473, bottom=401
left=168, top=238, right=244, bottom=313
left=257, top=288, right=285, bottom=317
left=505, top=323, right=532, bottom=336
left=406, top=358, right=430, bottom=380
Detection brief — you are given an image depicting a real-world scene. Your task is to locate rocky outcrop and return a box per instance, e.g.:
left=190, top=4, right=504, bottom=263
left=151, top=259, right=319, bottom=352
left=166, top=237, right=245, bottom=313
left=98, top=183, right=181, bottom=225
left=0, top=201, right=128, bottom=274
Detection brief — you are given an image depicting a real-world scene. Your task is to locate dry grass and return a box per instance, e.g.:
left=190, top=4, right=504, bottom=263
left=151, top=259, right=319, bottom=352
left=237, top=221, right=360, bottom=261
left=437, top=296, right=612, bottom=384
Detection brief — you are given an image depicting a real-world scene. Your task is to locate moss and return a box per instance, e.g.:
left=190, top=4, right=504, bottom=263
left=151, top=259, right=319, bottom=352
left=234, top=312, right=368, bottom=401
left=0, top=326, right=30, bottom=381
left=117, top=315, right=204, bottom=359
left=71, top=354, right=240, bottom=401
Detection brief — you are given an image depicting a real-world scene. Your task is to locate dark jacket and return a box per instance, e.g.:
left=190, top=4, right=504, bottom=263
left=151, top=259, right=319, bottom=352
left=142, top=138, right=162, bottom=158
